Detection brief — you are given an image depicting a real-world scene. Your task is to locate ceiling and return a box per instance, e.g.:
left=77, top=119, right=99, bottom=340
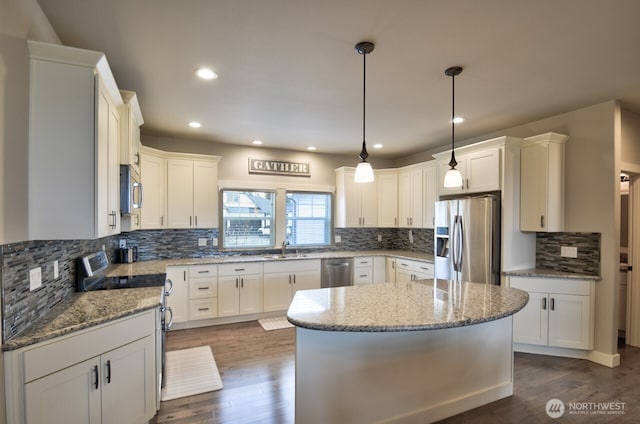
left=36, top=0, right=640, bottom=159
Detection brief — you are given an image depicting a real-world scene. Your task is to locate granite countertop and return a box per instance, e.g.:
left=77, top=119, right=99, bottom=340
left=3, top=287, right=163, bottom=351
left=286, top=279, right=529, bottom=332
left=106, top=250, right=434, bottom=277
left=502, top=268, right=600, bottom=280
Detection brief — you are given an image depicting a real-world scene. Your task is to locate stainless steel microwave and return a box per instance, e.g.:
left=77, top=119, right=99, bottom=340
left=120, top=165, right=143, bottom=214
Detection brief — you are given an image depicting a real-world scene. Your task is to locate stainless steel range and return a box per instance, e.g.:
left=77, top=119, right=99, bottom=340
left=77, top=250, right=173, bottom=388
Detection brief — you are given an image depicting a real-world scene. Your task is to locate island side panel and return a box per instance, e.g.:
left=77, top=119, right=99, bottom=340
left=295, top=317, right=514, bottom=424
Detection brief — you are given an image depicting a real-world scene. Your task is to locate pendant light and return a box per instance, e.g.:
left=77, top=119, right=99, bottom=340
left=354, top=41, right=375, bottom=183
left=443, top=66, right=464, bottom=188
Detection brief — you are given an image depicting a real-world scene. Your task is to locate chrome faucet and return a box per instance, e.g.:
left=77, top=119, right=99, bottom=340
left=281, top=240, right=290, bottom=256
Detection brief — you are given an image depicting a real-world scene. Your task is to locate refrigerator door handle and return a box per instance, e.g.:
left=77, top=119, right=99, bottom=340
left=452, top=215, right=463, bottom=272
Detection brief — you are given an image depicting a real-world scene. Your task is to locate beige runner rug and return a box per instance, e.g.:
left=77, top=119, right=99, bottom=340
left=161, top=346, right=223, bottom=401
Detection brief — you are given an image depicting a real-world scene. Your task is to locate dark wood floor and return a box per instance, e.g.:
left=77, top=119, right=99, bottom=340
left=151, top=322, right=640, bottom=424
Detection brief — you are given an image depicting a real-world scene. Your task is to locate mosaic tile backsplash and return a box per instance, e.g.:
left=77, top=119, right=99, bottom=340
left=1, top=227, right=434, bottom=342
left=1, top=228, right=601, bottom=342
left=536, top=232, right=600, bottom=276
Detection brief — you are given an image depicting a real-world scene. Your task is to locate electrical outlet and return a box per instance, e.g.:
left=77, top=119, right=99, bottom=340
left=198, top=238, right=208, bottom=247
left=212, top=237, right=218, bottom=245
left=29, top=267, right=42, bottom=291
left=53, top=260, right=59, bottom=279
left=335, top=235, right=342, bottom=244
left=560, top=246, right=578, bottom=258
left=408, top=230, right=414, bottom=244
left=377, top=234, right=382, bottom=242
left=119, top=239, right=126, bottom=248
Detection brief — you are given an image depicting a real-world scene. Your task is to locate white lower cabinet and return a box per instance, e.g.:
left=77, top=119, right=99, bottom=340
left=386, top=257, right=397, bottom=283
left=188, top=265, right=218, bottom=320
left=396, top=259, right=434, bottom=282
left=218, top=263, right=263, bottom=317
left=354, top=257, right=374, bottom=285
left=166, top=266, right=189, bottom=324
left=263, top=260, right=321, bottom=311
left=509, top=276, right=594, bottom=350
left=9, top=310, right=157, bottom=424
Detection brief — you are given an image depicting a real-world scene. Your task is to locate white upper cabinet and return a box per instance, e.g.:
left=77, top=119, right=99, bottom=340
left=167, top=158, right=219, bottom=228
left=437, top=147, right=501, bottom=195
left=376, top=170, right=398, bottom=227
left=335, top=167, right=378, bottom=228
left=520, top=133, right=568, bottom=232
left=140, top=148, right=167, bottom=229
left=119, top=90, right=143, bottom=173
left=422, top=164, right=438, bottom=229
left=27, top=41, right=123, bottom=240
left=398, top=165, right=423, bottom=228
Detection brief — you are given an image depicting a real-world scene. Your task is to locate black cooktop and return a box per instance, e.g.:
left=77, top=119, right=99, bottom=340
left=79, top=273, right=167, bottom=292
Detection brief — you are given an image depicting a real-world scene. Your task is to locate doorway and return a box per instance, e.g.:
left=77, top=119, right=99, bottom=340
left=623, top=172, right=640, bottom=346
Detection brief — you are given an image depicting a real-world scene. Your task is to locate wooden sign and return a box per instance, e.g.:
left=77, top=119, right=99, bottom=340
left=248, top=158, right=310, bottom=177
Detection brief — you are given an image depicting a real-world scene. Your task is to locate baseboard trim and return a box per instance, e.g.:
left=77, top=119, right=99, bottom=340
left=514, top=343, right=620, bottom=368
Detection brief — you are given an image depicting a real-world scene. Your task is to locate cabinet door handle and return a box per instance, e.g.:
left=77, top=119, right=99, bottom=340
left=93, top=365, right=99, bottom=389
left=106, top=360, right=111, bottom=384
left=195, top=216, right=198, bottom=226
left=235, top=278, right=239, bottom=289
left=550, top=297, right=555, bottom=311
left=241, top=278, right=244, bottom=288
left=542, top=297, right=547, bottom=310
left=289, top=275, right=291, bottom=285
left=293, top=274, right=296, bottom=284
left=394, top=217, right=397, bottom=226
left=198, top=307, right=209, bottom=311
left=161, top=216, right=164, bottom=226
left=541, top=215, right=545, bottom=228
left=198, top=287, right=209, bottom=290
left=183, top=271, right=187, bottom=281
left=190, top=216, right=193, bottom=226
left=198, top=270, right=210, bottom=274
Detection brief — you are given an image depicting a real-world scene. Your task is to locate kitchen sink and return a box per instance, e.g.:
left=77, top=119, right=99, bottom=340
left=262, top=254, right=309, bottom=259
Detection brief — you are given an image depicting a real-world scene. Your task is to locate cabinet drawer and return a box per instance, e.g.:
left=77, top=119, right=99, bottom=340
left=189, top=264, right=217, bottom=279
left=218, top=262, right=262, bottom=276
left=354, top=257, right=373, bottom=267
left=189, top=298, right=218, bottom=320
left=354, top=268, right=373, bottom=285
left=189, top=279, right=218, bottom=299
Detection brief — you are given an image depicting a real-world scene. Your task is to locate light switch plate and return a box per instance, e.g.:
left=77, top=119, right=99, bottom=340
left=560, top=246, right=578, bottom=258
left=335, top=235, right=342, bottom=243
left=198, top=238, right=208, bottom=247
left=53, top=260, right=59, bottom=279
left=212, top=237, right=218, bottom=245
left=29, top=267, right=42, bottom=291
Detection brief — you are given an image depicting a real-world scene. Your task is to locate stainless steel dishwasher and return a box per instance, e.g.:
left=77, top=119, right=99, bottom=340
left=321, top=258, right=353, bottom=288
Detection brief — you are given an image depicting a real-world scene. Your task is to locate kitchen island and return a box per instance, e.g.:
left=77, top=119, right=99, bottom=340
left=287, top=279, right=529, bottom=424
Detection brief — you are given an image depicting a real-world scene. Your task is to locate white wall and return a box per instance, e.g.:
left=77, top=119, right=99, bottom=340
left=142, top=134, right=395, bottom=187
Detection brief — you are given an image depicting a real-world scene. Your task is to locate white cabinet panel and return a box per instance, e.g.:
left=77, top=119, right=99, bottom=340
left=166, top=266, right=189, bottom=324
left=140, top=150, right=167, bottom=229
left=520, top=133, right=567, bottom=232
left=377, top=171, right=398, bottom=227
left=335, top=168, right=378, bottom=227
left=263, top=260, right=320, bottom=311
left=398, top=167, right=423, bottom=227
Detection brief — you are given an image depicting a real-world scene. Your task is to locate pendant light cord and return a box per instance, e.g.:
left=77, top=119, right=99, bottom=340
left=360, top=50, right=368, bottom=160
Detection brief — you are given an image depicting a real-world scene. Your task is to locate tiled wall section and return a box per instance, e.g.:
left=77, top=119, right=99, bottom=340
left=1, top=227, right=435, bottom=342
left=536, top=232, right=600, bottom=276
left=1, top=237, right=120, bottom=341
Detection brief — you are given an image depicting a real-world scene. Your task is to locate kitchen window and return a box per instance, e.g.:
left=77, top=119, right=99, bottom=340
left=285, top=192, right=332, bottom=247
left=220, top=189, right=332, bottom=249
left=221, top=190, right=275, bottom=249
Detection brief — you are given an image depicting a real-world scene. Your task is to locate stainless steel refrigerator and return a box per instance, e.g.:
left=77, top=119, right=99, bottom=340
left=434, top=195, right=500, bottom=284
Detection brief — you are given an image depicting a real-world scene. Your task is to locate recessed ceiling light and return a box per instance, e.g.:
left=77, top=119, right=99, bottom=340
left=373, top=144, right=383, bottom=149
left=452, top=116, right=464, bottom=124
left=188, top=121, right=202, bottom=128
left=195, top=67, right=218, bottom=80
left=252, top=140, right=263, bottom=145
left=307, top=146, right=317, bottom=151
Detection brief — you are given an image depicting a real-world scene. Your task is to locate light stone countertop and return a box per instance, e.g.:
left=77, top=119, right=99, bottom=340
left=502, top=268, right=600, bottom=280
left=106, top=250, right=434, bottom=277
left=5, top=250, right=432, bottom=351
left=2, top=288, right=162, bottom=351
left=287, top=279, right=529, bottom=332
